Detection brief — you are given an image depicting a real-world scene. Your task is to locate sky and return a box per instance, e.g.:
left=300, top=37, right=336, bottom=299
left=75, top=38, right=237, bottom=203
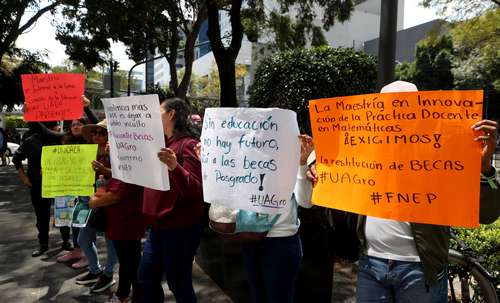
left=15, top=0, right=439, bottom=70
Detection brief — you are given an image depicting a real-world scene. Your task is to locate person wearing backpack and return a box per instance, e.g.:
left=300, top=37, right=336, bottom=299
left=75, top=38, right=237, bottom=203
left=137, top=97, right=203, bottom=303
left=237, top=134, right=314, bottom=303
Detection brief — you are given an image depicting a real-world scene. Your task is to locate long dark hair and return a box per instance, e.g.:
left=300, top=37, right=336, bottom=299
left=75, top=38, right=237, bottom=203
left=161, top=97, right=199, bottom=138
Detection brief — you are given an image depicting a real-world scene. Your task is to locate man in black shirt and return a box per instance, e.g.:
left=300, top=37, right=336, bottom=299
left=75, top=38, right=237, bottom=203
left=13, top=122, right=72, bottom=257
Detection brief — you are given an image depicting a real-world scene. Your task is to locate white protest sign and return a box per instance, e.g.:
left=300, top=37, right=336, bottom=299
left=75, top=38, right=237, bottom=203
left=102, top=95, right=169, bottom=191
left=201, top=108, right=300, bottom=214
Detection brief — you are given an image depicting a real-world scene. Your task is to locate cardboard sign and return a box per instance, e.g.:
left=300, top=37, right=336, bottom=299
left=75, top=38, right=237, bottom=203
left=102, top=95, right=170, bottom=191
left=41, top=144, right=98, bottom=198
left=201, top=108, right=300, bottom=214
left=309, top=90, right=483, bottom=228
left=54, top=196, right=78, bottom=227
left=22, top=73, right=85, bottom=121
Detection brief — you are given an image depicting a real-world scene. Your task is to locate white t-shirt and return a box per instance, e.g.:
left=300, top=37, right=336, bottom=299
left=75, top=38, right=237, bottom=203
left=267, top=165, right=313, bottom=237
left=365, top=216, right=420, bottom=262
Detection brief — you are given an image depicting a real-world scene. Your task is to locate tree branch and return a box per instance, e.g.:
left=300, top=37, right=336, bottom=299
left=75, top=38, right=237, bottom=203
left=18, top=1, right=60, bottom=34
left=229, top=0, right=243, bottom=55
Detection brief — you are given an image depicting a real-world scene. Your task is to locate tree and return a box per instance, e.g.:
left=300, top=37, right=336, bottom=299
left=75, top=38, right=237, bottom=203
left=189, top=63, right=248, bottom=100
left=206, top=0, right=356, bottom=107
left=450, top=8, right=500, bottom=89
left=249, top=46, right=377, bottom=132
left=51, top=60, right=101, bottom=81
left=421, top=0, right=499, bottom=20
left=56, top=0, right=206, bottom=100
left=0, top=0, right=60, bottom=63
left=395, top=35, right=454, bottom=90
left=0, top=51, right=50, bottom=110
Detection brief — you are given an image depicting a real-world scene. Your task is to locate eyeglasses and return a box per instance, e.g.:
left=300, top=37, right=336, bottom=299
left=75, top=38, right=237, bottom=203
left=91, top=130, right=107, bottom=136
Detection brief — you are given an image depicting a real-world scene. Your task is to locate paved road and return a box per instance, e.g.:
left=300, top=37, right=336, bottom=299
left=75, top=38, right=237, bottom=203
left=0, top=165, right=231, bottom=303
left=0, top=163, right=358, bottom=303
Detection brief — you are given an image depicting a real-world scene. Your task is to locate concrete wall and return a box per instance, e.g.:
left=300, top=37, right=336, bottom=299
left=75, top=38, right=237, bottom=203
left=323, top=0, right=404, bottom=50
left=364, top=19, right=448, bottom=62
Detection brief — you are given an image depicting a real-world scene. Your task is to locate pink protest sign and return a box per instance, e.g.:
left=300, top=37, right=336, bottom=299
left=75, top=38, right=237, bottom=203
left=22, top=73, right=85, bottom=121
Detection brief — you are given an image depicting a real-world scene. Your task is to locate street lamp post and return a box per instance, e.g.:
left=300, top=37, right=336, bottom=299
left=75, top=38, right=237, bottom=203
left=377, top=0, right=399, bottom=89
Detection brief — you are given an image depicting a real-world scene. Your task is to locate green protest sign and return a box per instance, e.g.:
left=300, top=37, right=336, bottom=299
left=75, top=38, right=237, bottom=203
left=41, top=144, right=98, bottom=198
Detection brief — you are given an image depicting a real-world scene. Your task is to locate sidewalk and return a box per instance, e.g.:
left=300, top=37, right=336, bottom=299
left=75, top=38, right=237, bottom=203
left=0, top=165, right=232, bottom=303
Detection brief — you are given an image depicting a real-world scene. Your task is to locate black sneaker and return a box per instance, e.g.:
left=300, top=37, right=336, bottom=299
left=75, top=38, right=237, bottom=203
left=61, top=241, right=73, bottom=251
left=76, top=271, right=101, bottom=285
left=90, top=274, right=115, bottom=293
left=32, top=244, right=49, bottom=257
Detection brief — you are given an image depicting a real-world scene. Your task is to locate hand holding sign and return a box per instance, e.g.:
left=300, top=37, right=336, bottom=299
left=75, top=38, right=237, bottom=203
left=471, top=120, right=498, bottom=173
left=158, top=148, right=178, bottom=171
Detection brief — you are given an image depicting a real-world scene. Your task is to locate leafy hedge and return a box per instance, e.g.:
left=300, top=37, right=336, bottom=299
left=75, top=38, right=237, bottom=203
left=453, top=219, right=500, bottom=278
left=248, top=46, right=377, bottom=133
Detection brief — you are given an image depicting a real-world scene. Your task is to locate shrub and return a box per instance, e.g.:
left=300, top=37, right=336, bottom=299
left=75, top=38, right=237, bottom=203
left=248, top=46, right=377, bottom=133
left=452, top=219, right=500, bottom=278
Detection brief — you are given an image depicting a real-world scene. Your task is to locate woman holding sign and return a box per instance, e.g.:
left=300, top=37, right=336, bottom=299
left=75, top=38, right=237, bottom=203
left=73, top=120, right=118, bottom=293
left=238, top=134, right=314, bottom=303
left=29, top=96, right=100, bottom=265
left=138, top=97, right=204, bottom=303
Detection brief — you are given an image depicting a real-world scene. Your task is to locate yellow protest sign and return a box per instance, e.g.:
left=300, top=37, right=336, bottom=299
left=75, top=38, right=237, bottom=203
left=309, top=90, right=483, bottom=228
left=41, top=144, right=98, bottom=198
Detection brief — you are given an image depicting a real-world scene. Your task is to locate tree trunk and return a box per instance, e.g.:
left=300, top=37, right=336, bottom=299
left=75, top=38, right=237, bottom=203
left=215, top=55, right=238, bottom=107
left=177, top=12, right=207, bottom=100
left=166, top=53, right=178, bottom=94
left=206, top=0, right=243, bottom=107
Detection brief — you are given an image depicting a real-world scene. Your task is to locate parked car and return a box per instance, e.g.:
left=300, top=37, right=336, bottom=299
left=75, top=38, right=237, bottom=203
left=5, top=142, right=19, bottom=157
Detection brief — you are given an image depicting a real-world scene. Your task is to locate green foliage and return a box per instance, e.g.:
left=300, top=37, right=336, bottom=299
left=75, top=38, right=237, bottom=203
left=395, top=61, right=416, bottom=82
left=0, top=0, right=60, bottom=62
left=242, top=0, right=354, bottom=52
left=452, top=219, right=500, bottom=279
left=450, top=8, right=500, bottom=90
left=0, top=51, right=49, bottom=109
left=57, top=0, right=206, bottom=99
left=395, top=35, right=454, bottom=90
left=4, top=115, right=27, bottom=129
left=396, top=9, right=499, bottom=91
left=420, top=0, right=498, bottom=21
left=248, top=46, right=377, bottom=133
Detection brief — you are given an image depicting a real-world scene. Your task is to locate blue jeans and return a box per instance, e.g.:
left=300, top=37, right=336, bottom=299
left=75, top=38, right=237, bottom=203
left=356, top=255, right=448, bottom=303
left=78, top=224, right=117, bottom=276
left=241, top=233, right=303, bottom=303
left=137, top=221, right=204, bottom=303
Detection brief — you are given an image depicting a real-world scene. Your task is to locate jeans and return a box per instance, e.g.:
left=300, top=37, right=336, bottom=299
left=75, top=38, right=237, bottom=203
left=30, top=183, right=70, bottom=245
left=72, top=227, right=80, bottom=248
left=78, top=224, right=117, bottom=276
left=241, top=233, right=303, bottom=303
left=137, top=221, right=204, bottom=303
left=356, top=255, right=448, bottom=303
left=113, top=240, right=142, bottom=302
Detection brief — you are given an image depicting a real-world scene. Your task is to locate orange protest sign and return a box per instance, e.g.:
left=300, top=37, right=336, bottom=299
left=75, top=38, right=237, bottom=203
left=309, top=90, right=483, bottom=228
left=22, top=73, right=85, bottom=121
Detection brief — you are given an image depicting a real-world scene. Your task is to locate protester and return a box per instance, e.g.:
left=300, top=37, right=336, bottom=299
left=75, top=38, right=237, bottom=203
left=12, top=122, right=72, bottom=257
left=89, top=178, right=145, bottom=303
left=29, top=96, right=99, bottom=265
left=239, top=135, right=314, bottom=303
left=0, top=126, right=7, bottom=166
left=137, top=97, right=204, bottom=303
left=308, top=81, right=500, bottom=303
left=74, top=119, right=117, bottom=293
